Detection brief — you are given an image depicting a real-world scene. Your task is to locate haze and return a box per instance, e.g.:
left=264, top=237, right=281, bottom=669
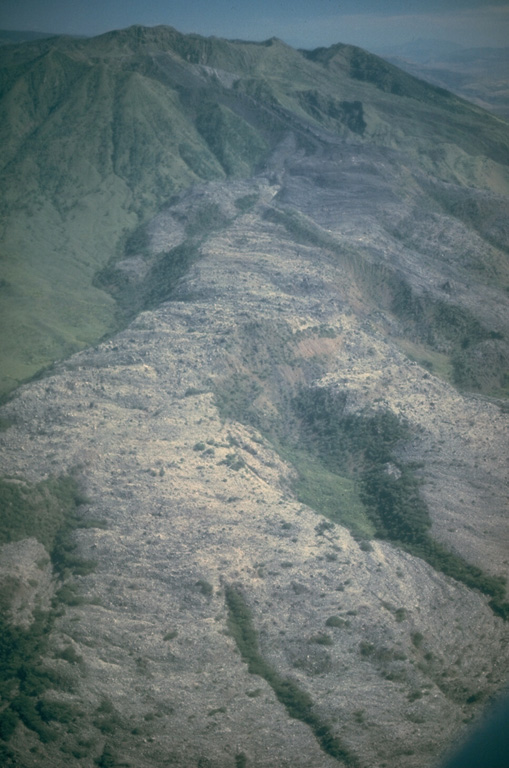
left=1, top=0, right=509, bottom=50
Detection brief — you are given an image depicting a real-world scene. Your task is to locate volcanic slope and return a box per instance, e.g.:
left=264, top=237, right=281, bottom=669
left=1, top=24, right=509, bottom=768
left=1, top=24, right=509, bottom=393
left=1, top=90, right=509, bottom=768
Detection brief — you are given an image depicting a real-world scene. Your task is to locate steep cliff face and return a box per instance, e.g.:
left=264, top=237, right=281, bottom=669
left=1, top=25, right=508, bottom=768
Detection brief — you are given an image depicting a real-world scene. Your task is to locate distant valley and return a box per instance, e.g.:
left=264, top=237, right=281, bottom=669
left=374, top=39, right=509, bottom=119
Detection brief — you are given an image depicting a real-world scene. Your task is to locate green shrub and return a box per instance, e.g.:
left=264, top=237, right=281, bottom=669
left=56, top=584, right=87, bottom=606
left=407, top=690, right=423, bottom=702
left=308, top=633, right=333, bottom=646
left=0, top=606, right=59, bottom=729
left=195, top=580, right=213, bottom=597
left=0, top=708, right=18, bottom=741
left=235, top=194, right=259, bottom=213
left=95, top=699, right=114, bottom=715
left=359, top=641, right=375, bottom=657
left=212, top=373, right=263, bottom=425
left=56, top=646, right=83, bottom=665
left=207, top=706, right=226, bottom=716
left=235, top=752, right=248, bottom=768
left=95, top=744, right=117, bottom=767
left=325, top=616, right=349, bottom=629
left=140, top=241, right=200, bottom=309
left=184, top=387, right=204, bottom=397
left=52, top=536, right=97, bottom=577
left=36, top=699, right=78, bottom=724
left=185, top=203, right=227, bottom=238
left=10, top=695, right=55, bottom=743
left=0, top=744, right=14, bottom=765
left=219, top=453, right=246, bottom=471
left=0, top=474, right=83, bottom=551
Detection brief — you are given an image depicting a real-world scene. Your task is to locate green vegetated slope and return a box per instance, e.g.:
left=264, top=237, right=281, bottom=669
left=1, top=24, right=509, bottom=394
left=304, top=43, right=509, bottom=167
left=293, top=388, right=509, bottom=619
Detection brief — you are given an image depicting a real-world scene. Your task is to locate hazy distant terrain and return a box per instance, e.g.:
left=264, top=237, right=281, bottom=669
left=0, top=26, right=508, bottom=768
left=0, top=30, right=57, bottom=46
left=375, top=39, right=509, bottom=118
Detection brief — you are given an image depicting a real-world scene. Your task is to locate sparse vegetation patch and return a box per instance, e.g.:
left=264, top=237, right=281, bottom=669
left=225, top=586, right=359, bottom=765
left=0, top=473, right=102, bottom=746
left=0, top=475, right=83, bottom=552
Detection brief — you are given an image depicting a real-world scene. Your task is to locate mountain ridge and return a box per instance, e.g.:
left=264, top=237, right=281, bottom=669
left=1, top=25, right=509, bottom=394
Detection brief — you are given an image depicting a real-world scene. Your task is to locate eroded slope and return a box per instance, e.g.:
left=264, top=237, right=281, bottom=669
left=0, top=135, right=508, bottom=767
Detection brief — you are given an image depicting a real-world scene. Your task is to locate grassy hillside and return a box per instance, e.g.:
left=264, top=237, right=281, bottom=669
left=1, top=25, right=508, bottom=394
